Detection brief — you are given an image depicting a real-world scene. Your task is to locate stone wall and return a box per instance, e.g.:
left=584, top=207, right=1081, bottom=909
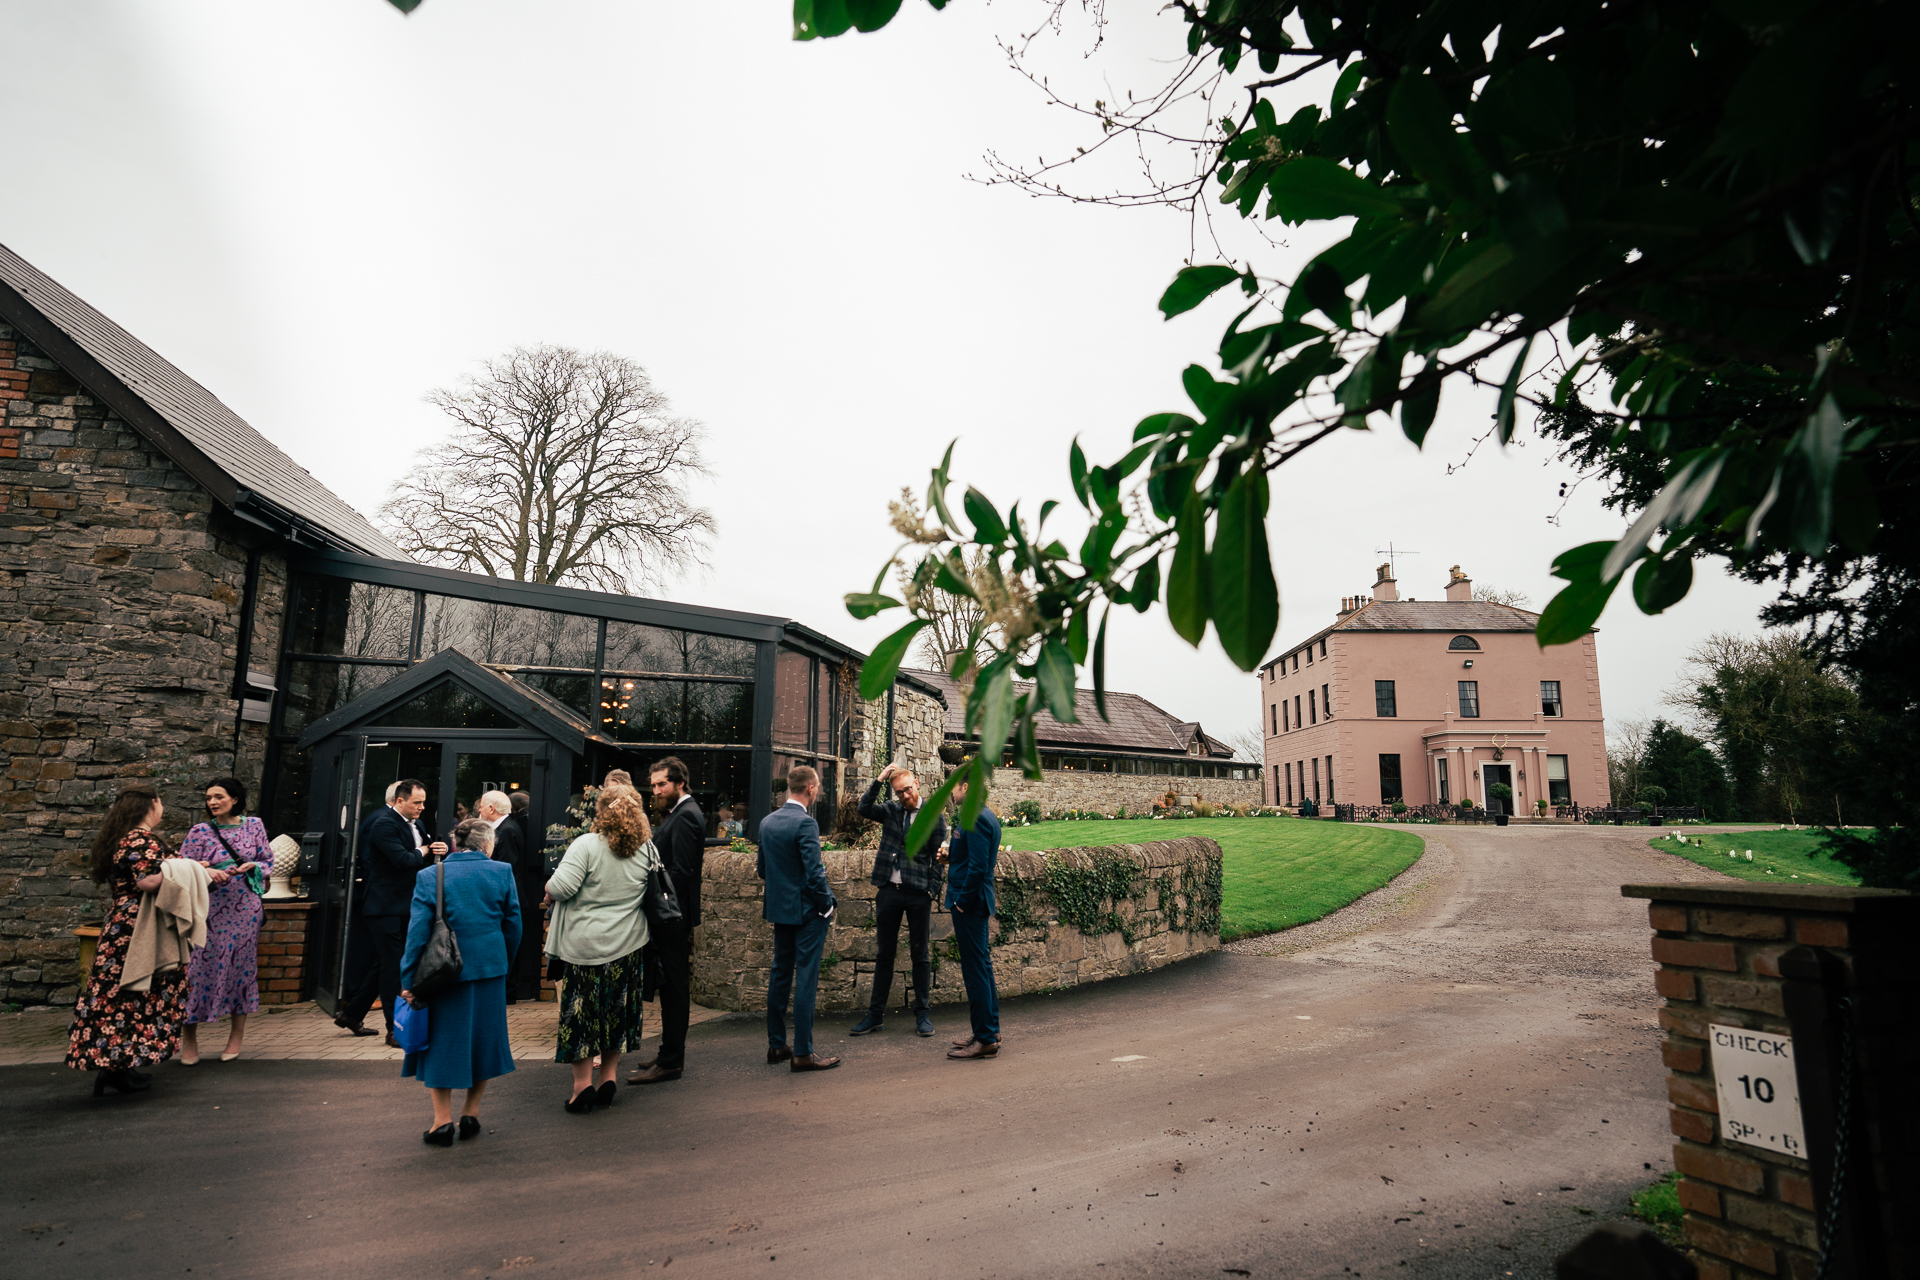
left=690, top=836, right=1221, bottom=1013
left=1625, top=881, right=1920, bottom=1280
left=839, top=680, right=947, bottom=814
left=986, top=766, right=1263, bottom=817
left=0, top=324, right=283, bottom=1007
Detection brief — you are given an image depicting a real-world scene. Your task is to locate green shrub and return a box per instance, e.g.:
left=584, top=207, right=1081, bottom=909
left=1009, top=799, right=1042, bottom=826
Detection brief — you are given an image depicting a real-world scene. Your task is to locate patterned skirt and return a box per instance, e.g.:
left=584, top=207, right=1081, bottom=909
left=554, top=949, right=646, bottom=1063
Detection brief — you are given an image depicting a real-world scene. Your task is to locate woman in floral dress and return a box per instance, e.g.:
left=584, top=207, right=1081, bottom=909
left=66, top=785, right=228, bottom=1095
left=178, top=776, right=269, bottom=1064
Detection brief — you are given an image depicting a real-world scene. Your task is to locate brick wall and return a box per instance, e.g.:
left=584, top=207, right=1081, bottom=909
left=256, top=902, right=314, bottom=1005
left=1626, top=882, right=1920, bottom=1280
left=691, top=836, right=1222, bottom=1013
left=0, top=324, right=286, bottom=1007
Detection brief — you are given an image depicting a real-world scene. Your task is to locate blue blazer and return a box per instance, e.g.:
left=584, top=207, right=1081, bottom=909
left=400, top=850, right=522, bottom=988
left=757, top=801, right=836, bottom=926
left=944, top=807, right=1001, bottom=916
left=359, top=806, right=432, bottom=919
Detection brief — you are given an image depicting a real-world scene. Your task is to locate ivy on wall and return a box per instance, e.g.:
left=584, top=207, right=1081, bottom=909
left=990, top=844, right=1222, bottom=947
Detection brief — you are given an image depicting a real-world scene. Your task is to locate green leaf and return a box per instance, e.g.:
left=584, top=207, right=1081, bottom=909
left=793, top=0, right=850, bottom=39
left=1297, top=260, right=1352, bottom=329
left=1070, top=437, right=1091, bottom=508
left=1329, top=60, right=1367, bottom=112
left=932, top=552, right=975, bottom=598
left=1602, top=451, right=1729, bottom=583
left=1632, top=553, right=1694, bottom=615
left=1130, top=555, right=1161, bottom=612
left=846, top=0, right=903, bottom=32
left=1386, top=75, right=1475, bottom=201
left=1494, top=334, right=1534, bottom=444
left=1134, top=411, right=1199, bottom=443
left=1036, top=639, right=1081, bottom=724
left=843, top=592, right=902, bottom=620
left=1536, top=576, right=1618, bottom=647
left=956, top=751, right=991, bottom=832
left=903, top=762, right=967, bottom=860
left=973, top=661, right=1017, bottom=767
left=1209, top=470, right=1279, bottom=671
left=1158, top=265, right=1244, bottom=319
left=963, top=487, right=1008, bottom=543
left=926, top=440, right=960, bottom=531
left=1182, top=364, right=1227, bottom=418
left=1167, top=488, right=1210, bottom=646
left=1786, top=395, right=1849, bottom=554
left=859, top=618, right=927, bottom=700
left=1066, top=605, right=1090, bottom=665
left=1091, top=607, right=1111, bottom=722
left=1400, top=363, right=1439, bottom=446
left=1263, top=157, right=1406, bottom=223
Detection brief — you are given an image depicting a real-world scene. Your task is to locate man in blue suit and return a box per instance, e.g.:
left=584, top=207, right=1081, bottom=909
left=945, top=769, right=1002, bottom=1060
left=757, top=765, right=840, bottom=1072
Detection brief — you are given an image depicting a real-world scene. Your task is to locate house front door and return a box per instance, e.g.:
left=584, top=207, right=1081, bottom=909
left=1482, top=762, right=1514, bottom=814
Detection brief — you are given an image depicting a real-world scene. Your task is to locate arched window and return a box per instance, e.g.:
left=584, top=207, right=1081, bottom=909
left=1447, top=635, right=1480, bottom=651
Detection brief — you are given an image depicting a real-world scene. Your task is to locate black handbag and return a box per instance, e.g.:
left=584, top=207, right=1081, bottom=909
left=409, top=859, right=463, bottom=999
left=642, top=842, right=682, bottom=926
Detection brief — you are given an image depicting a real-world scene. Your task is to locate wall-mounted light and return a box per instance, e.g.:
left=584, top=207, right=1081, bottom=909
left=1462, top=658, right=1474, bottom=669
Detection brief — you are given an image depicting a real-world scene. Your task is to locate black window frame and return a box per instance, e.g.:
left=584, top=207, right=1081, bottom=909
left=1378, top=753, right=1402, bottom=803
left=1375, top=679, right=1397, bottom=717
left=1457, top=680, right=1481, bottom=718
left=1447, top=634, right=1481, bottom=651
left=1541, top=680, right=1563, bottom=718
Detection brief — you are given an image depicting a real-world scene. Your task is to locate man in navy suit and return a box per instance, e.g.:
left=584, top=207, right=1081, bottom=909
left=757, top=765, right=840, bottom=1072
left=353, top=779, right=446, bottom=1046
left=945, top=769, right=1003, bottom=1060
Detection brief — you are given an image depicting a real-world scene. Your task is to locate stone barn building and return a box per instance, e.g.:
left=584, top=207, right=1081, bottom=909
left=0, top=242, right=943, bottom=1009
left=902, top=667, right=1260, bottom=815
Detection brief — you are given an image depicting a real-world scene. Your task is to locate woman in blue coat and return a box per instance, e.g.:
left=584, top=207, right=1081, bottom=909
left=399, top=817, right=522, bottom=1147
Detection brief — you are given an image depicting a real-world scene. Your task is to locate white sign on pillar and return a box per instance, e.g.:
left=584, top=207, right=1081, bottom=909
left=1708, top=1023, right=1806, bottom=1158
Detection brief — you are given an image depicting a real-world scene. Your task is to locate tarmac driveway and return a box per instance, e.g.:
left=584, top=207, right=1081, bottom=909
left=1, top=823, right=1726, bottom=1279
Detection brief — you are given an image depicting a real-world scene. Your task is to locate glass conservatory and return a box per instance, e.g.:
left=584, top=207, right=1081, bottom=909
left=258, top=549, right=883, bottom=1015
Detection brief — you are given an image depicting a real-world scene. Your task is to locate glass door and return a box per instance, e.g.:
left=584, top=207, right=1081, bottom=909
left=311, top=736, right=372, bottom=1015
left=448, top=744, right=537, bottom=837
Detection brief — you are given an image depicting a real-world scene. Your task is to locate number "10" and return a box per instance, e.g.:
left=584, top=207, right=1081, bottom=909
left=1737, top=1075, right=1776, bottom=1104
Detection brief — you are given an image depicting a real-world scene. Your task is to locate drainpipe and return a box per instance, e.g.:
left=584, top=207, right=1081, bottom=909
left=228, top=545, right=263, bottom=772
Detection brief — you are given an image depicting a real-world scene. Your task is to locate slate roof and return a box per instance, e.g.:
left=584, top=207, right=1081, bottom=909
left=901, top=667, right=1235, bottom=759
left=0, top=241, right=406, bottom=558
left=1260, top=598, right=1544, bottom=674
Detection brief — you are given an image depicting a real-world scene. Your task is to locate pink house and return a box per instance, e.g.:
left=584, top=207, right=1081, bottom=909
left=1257, top=564, right=1610, bottom=814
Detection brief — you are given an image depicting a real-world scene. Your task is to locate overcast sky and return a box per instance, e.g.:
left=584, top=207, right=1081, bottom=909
left=5, top=1, right=1781, bottom=746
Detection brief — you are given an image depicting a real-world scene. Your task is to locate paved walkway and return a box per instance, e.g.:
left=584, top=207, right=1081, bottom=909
left=3, top=824, right=1734, bottom=1279
left=1, top=998, right=734, bottom=1066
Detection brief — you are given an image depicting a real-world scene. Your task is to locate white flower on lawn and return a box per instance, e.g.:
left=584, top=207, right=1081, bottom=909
left=1744, top=851, right=1754, bottom=860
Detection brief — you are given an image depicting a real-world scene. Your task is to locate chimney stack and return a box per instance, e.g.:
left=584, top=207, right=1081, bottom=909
left=1370, top=562, right=1399, bottom=602
left=1445, top=565, right=1473, bottom=602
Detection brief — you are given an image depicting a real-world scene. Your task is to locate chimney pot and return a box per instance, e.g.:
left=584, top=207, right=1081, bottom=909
left=1444, top=565, right=1474, bottom=602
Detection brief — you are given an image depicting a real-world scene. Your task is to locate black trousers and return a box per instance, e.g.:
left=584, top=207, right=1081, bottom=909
left=510, top=875, right=545, bottom=1001
left=650, top=916, right=693, bottom=1070
left=364, top=916, right=410, bottom=1032
left=335, top=908, right=382, bottom=1029
left=869, top=883, right=933, bottom=1015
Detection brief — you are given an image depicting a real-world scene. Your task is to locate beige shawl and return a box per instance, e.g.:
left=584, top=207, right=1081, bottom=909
left=121, top=857, right=210, bottom=993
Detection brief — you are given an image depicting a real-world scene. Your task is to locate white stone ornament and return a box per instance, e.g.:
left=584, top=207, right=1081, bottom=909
left=266, top=834, right=301, bottom=900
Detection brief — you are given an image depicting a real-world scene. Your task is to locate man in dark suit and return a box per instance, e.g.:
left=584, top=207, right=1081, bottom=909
left=505, top=789, right=543, bottom=1001
left=476, top=790, right=530, bottom=1003
left=758, top=764, right=839, bottom=1072
left=944, top=768, right=1003, bottom=1060
left=629, top=755, right=704, bottom=1085
left=848, top=763, right=946, bottom=1038
left=332, top=786, right=397, bottom=1038
left=354, top=779, right=445, bottom=1046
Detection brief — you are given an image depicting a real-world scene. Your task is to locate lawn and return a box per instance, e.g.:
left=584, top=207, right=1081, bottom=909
left=1647, top=829, right=1862, bottom=887
left=998, top=816, right=1424, bottom=942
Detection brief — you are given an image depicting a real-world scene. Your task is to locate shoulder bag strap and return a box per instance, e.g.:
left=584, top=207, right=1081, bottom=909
left=207, top=824, right=243, bottom=864
left=435, top=857, right=446, bottom=922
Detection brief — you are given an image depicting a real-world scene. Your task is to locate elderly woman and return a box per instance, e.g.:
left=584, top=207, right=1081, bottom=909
left=178, top=776, right=269, bottom=1064
left=545, top=784, right=656, bottom=1113
left=67, top=786, right=226, bottom=1095
left=398, top=817, right=521, bottom=1147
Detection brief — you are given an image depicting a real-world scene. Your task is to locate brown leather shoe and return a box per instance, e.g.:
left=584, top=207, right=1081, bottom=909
left=628, top=1063, right=683, bottom=1085
left=947, top=1040, right=998, bottom=1060
left=789, top=1052, right=842, bottom=1072
left=767, top=1044, right=794, bottom=1065
left=631, top=1057, right=658, bottom=1071
left=950, top=1037, right=976, bottom=1050
left=384, top=1032, right=401, bottom=1050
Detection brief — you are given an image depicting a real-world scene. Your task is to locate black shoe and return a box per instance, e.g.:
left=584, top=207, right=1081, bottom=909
left=458, top=1116, right=481, bottom=1140
left=93, top=1069, right=151, bottom=1097
left=767, top=1043, right=794, bottom=1065
left=333, top=1015, right=377, bottom=1037
left=565, top=1088, right=597, bottom=1114
left=595, top=1081, right=616, bottom=1108
left=915, top=1011, right=934, bottom=1038
left=423, top=1123, right=455, bottom=1147
left=848, top=1013, right=883, bottom=1036
left=126, top=1068, right=153, bottom=1084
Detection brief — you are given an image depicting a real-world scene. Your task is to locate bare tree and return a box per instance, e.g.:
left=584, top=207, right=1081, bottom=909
left=902, top=545, right=990, bottom=672
left=381, top=345, right=713, bottom=592
left=1223, top=727, right=1266, bottom=764
left=1607, top=715, right=1652, bottom=805
left=1472, top=584, right=1534, bottom=608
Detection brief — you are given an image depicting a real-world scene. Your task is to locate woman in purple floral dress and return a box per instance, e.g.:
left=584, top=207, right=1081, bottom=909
left=179, top=776, right=269, bottom=1063
left=66, top=785, right=225, bottom=1095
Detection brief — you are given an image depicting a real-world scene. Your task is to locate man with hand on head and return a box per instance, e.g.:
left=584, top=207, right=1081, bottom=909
left=848, top=763, right=946, bottom=1038
left=757, top=765, right=840, bottom=1072
left=628, top=756, right=703, bottom=1085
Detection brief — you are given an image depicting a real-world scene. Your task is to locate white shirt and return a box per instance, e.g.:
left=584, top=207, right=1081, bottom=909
left=390, top=803, right=425, bottom=850
left=891, top=802, right=920, bottom=884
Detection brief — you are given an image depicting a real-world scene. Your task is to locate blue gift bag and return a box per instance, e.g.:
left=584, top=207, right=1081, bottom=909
left=393, top=998, right=429, bottom=1053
